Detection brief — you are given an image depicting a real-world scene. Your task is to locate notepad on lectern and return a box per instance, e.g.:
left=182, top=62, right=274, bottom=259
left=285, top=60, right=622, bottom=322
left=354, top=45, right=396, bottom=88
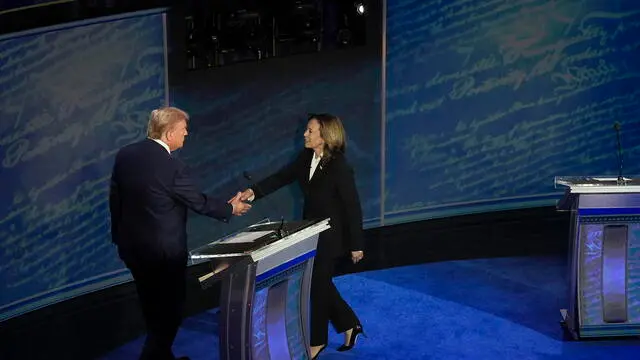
left=223, top=230, right=274, bottom=244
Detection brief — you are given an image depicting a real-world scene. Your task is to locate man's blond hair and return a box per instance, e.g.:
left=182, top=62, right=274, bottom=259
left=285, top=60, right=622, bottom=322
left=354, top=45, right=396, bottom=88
left=147, top=106, right=189, bottom=139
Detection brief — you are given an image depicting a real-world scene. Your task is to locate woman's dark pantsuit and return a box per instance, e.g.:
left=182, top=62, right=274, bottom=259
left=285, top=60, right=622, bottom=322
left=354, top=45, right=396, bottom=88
left=310, top=256, right=359, bottom=346
left=249, top=147, right=365, bottom=347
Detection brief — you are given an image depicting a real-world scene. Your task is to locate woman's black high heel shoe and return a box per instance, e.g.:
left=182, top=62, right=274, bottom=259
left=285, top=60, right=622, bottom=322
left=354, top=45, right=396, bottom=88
left=337, top=324, right=366, bottom=352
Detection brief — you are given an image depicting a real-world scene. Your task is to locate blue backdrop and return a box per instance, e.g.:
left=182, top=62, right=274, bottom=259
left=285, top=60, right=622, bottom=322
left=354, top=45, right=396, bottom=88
left=6, top=0, right=640, bottom=323
left=170, top=48, right=382, bottom=252
left=0, top=9, right=168, bottom=320
left=0, top=20, right=382, bottom=320
left=385, top=0, right=640, bottom=223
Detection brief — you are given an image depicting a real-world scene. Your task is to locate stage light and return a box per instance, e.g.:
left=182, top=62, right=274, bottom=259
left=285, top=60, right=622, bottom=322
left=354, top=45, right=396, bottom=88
left=337, top=28, right=352, bottom=46
left=272, top=0, right=321, bottom=56
left=355, top=2, right=365, bottom=15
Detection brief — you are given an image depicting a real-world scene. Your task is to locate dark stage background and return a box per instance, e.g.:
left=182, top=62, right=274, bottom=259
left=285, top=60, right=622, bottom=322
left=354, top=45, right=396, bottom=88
left=0, top=0, right=69, bottom=14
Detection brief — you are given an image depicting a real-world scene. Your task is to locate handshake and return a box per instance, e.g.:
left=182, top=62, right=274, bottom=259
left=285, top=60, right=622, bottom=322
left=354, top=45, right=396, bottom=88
left=227, top=188, right=256, bottom=216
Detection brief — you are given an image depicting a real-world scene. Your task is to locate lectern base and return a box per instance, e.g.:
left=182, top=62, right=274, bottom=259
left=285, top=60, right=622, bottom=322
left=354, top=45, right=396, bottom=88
left=192, top=219, right=329, bottom=359
left=560, top=190, right=640, bottom=339
left=251, top=259, right=313, bottom=360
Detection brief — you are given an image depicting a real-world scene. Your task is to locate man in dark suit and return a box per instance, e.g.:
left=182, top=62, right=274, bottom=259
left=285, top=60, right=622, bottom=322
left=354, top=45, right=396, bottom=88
left=237, top=114, right=365, bottom=359
left=109, top=106, right=251, bottom=360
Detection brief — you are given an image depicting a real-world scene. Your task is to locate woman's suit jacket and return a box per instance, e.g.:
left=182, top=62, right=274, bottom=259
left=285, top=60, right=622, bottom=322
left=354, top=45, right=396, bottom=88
left=251, top=148, right=364, bottom=260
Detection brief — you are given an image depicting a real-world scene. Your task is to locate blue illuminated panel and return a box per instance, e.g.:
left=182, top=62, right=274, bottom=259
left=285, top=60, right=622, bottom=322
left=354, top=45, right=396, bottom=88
left=252, top=286, right=270, bottom=359
left=285, top=270, right=307, bottom=359
left=578, top=220, right=640, bottom=336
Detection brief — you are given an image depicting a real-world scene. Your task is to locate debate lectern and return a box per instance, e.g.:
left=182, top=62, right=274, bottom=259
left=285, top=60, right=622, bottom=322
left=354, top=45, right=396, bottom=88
left=555, top=176, right=640, bottom=339
left=189, top=218, right=330, bottom=360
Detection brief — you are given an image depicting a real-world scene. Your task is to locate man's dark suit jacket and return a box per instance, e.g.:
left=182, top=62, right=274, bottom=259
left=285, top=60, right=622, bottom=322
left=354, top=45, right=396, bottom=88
left=109, top=139, right=232, bottom=267
left=251, top=148, right=364, bottom=260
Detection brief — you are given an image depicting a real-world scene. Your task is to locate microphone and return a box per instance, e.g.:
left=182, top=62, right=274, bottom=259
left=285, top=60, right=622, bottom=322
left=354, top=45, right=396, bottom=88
left=243, top=170, right=253, bottom=182
left=242, top=170, right=273, bottom=225
left=613, top=122, right=625, bottom=185
left=243, top=170, right=263, bottom=198
left=243, top=171, right=286, bottom=235
left=277, top=216, right=287, bottom=239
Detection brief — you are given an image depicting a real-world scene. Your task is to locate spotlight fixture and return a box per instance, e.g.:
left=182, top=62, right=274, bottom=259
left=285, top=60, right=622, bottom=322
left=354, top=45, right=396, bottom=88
left=355, top=2, right=365, bottom=15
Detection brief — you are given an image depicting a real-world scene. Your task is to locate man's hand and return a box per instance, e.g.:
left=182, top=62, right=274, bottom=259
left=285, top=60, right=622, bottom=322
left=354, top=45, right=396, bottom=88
left=229, top=188, right=255, bottom=203
left=229, top=191, right=252, bottom=216
left=351, top=250, right=364, bottom=264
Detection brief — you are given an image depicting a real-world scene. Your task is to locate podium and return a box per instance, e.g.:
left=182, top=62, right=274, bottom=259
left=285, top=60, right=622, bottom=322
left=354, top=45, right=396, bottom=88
left=555, top=176, right=640, bottom=339
left=189, top=218, right=330, bottom=360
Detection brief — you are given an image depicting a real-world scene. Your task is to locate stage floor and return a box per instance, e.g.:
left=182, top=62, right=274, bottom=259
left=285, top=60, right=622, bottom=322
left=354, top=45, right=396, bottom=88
left=101, top=255, right=640, bottom=360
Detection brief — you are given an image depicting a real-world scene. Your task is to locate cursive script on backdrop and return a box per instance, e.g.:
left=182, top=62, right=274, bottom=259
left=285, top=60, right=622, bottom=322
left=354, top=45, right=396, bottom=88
left=0, top=12, right=167, bottom=314
left=385, top=0, right=640, bottom=214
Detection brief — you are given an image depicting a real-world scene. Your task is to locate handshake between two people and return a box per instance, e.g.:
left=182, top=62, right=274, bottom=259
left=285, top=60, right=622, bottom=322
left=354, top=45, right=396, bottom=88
left=227, top=188, right=256, bottom=216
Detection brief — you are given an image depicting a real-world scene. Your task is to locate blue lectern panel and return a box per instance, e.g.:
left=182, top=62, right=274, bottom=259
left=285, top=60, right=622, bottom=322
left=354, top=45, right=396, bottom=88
left=252, top=286, right=269, bottom=358
left=579, top=222, right=640, bottom=331
left=285, top=270, right=307, bottom=359
left=629, top=225, right=640, bottom=323
left=580, top=224, right=605, bottom=325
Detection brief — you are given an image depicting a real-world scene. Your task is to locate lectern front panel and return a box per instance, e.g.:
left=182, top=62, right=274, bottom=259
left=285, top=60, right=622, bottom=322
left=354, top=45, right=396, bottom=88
left=192, top=218, right=328, bottom=359
left=252, top=261, right=310, bottom=360
left=576, top=214, right=640, bottom=336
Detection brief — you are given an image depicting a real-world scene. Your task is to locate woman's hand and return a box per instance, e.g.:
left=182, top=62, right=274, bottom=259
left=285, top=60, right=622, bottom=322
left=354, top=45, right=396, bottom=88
left=351, top=250, right=364, bottom=264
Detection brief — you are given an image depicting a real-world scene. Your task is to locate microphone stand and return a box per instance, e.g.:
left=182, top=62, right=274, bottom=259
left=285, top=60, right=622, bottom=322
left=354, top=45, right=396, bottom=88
left=243, top=171, right=267, bottom=221
left=614, top=122, right=625, bottom=185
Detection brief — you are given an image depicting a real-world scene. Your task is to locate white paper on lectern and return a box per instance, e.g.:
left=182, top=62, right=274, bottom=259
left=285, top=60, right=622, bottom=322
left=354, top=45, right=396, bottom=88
left=222, top=230, right=274, bottom=244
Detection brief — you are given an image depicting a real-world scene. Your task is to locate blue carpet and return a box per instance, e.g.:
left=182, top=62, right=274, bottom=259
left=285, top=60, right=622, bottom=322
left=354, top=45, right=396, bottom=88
left=102, top=256, right=640, bottom=359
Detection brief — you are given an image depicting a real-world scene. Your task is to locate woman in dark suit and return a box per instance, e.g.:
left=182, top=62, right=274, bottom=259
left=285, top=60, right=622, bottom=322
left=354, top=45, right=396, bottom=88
left=238, top=113, right=365, bottom=359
